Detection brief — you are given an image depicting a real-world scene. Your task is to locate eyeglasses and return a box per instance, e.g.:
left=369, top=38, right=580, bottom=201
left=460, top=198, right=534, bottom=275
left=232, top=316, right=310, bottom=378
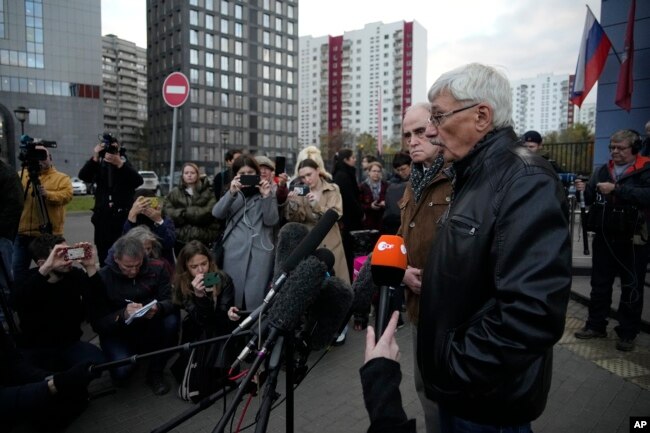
left=428, top=103, right=480, bottom=127
left=608, top=145, right=631, bottom=152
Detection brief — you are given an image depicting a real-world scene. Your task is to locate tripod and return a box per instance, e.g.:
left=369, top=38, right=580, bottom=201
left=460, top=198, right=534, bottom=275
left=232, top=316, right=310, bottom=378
left=20, top=159, right=53, bottom=235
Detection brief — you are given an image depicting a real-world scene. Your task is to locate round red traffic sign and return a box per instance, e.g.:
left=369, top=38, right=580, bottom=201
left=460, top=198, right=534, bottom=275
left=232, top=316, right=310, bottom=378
left=162, top=72, right=190, bottom=108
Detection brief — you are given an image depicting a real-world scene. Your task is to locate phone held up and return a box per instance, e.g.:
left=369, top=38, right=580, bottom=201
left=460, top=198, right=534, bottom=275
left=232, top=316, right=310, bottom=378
left=203, top=272, right=221, bottom=292
left=293, top=184, right=310, bottom=196
left=63, top=244, right=93, bottom=261
left=239, top=174, right=260, bottom=187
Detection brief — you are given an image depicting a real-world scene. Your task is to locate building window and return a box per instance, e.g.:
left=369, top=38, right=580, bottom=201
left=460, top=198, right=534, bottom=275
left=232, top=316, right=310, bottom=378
left=221, top=37, right=228, bottom=51
left=206, top=0, right=214, bottom=10
left=206, top=71, right=214, bottom=86
left=235, top=4, right=242, bottom=19
left=206, top=14, right=214, bottom=30
left=28, top=108, right=46, bottom=125
left=190, top=29, right=198, bottom=45
left=206, top=52, right=214, bottom=68
left=221, top=0, right=228, bottom=14
left=206, top=33, right=214, bottom=49
left=275, top=34, right=282, bottom=48
left=190, top=68, right=199, bottom=83
left=275, top=18, right=282, bottom=32
left=221, top=18, right=228, bottom=33
left=235, top=23, right=243, bottom=38
left=276, top=1, right=282, bottom=14
left=190, top=49, right=199, bottom=65
left=263, top=14, right=270, bottom=28
left=190, top=10, right=198, bottom=25
left=287, top=4, right=294, bottom=18
left=221, top=56, right=229, bottom=70
left=235, top=41, right=242, bottom=55
left=221, top=74, right=229, bottom=89
left=263, top=31, right=270, bottom=45
left=235, top=77, right=242, bottom=91
left=234, top=59, right=243, bottom=73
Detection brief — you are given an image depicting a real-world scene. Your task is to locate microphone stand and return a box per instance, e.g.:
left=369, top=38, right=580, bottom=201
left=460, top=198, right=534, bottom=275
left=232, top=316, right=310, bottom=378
left=151, top=379, right=240, bottom=433
left=579, top=190, right=590, bottom=255
left=90, top=332, right=250, bottom=374
left=253, top=336, right=284, bottom=433
left=211, top=330, right=282, bottom=433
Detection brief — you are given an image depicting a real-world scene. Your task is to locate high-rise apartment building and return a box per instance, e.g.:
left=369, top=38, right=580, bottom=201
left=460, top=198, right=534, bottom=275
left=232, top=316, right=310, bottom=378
left=147, top=0, right=299, bottom=176
left=0, top=0, right=103, bottom=173
left=574, top=102, right=596, bottom=133
left=511, top=73, right=572, bottom=136
left=299, top=21, right=427, bottom=151
left=102, top=35, right=147, bottom=157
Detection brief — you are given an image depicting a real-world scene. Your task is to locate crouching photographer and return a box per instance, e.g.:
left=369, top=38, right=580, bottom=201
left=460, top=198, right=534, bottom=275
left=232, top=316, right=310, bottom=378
left=78, top=134, right=143, bottom=266
left=574, top=129, right=650, bottom=352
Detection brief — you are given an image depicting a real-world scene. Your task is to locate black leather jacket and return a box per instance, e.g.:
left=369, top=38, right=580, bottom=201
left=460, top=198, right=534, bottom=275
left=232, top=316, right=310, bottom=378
left=417, top=127, right=571, bottom=424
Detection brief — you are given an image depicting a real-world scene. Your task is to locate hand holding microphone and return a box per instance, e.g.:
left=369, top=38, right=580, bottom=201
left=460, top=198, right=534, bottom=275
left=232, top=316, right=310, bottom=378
left=370, top=235, right=407, bottom=343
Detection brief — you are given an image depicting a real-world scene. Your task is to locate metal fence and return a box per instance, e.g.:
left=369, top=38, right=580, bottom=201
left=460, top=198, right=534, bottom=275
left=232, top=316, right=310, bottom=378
left=545, top=141, right=594, bottom=176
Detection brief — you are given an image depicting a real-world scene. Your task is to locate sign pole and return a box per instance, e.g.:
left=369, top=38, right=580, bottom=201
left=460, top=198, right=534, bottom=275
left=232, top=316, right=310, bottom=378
left=169, top=106, right=178, bottom=188
left=161, top=71, right=190, bottom=189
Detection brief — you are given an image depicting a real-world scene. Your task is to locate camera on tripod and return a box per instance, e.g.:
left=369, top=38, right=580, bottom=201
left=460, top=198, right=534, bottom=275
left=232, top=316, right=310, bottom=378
left=98, top=132, right=124, bottom=158
left=18, top=134, right=57, bottom=165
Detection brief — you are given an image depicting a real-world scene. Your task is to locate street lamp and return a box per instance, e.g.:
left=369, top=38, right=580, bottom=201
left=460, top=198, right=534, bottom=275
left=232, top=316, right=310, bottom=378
left=14, top=106, right=30, bottom=135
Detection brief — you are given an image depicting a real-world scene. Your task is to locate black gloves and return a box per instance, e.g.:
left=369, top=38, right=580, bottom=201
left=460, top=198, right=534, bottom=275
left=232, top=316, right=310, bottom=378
left=52, top=362, right=95, bottom=398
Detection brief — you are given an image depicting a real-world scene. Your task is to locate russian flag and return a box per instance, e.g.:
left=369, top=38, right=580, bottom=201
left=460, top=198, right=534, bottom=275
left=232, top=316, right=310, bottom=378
left=570, top=7, right=612, bottom=108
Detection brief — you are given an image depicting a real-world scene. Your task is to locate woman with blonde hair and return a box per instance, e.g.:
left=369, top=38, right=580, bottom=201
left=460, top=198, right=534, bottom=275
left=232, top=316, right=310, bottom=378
left=293, top=145, right=332, bottom=181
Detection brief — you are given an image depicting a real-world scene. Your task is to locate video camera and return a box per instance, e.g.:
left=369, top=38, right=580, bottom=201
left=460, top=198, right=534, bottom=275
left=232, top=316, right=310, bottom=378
left=98, top=132, right=125, bottom=158
left=18, top=134, right=57, bottom=165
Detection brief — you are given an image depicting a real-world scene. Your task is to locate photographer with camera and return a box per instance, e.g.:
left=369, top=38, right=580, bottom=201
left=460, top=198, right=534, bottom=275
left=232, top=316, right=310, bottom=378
left=13, top=145, right=73, bottom=283
left=13, top=234, right=105, bottom=373
left=574, top=129, right=650, bottom=352
left=78, top=134, right=143, bottom=266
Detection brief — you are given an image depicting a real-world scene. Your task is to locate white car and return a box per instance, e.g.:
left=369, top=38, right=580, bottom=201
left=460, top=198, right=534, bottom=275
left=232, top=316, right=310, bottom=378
left=137, top=171, right=161, bottom=196
left=71, top=177, right=87, bottom=195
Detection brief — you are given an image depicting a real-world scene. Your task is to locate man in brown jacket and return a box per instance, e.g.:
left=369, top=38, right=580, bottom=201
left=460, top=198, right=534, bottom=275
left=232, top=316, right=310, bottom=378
left=398, top=102, right=452, bottom=433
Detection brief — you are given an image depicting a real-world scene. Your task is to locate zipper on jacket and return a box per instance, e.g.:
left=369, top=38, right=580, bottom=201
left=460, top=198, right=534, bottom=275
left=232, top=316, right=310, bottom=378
left=450, top=215, right=479, bottom=236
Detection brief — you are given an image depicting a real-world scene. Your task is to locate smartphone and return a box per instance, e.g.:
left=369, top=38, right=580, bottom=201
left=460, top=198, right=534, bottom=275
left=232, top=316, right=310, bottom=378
left=149, top=197, right=159, bottom=208
left=274, top=156, right=286, bottom=174
left=293, top=184, right=310, bottom=196
left=240, top=174, right=260, bottom=187
left=203, top=272, right=221, bottom=291
left=64, top=244, right=92, bottom=261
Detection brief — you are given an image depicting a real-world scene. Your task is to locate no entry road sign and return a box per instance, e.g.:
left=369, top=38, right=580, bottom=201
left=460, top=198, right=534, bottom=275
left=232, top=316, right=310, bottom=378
left=162, top=72, right=190, bottom=108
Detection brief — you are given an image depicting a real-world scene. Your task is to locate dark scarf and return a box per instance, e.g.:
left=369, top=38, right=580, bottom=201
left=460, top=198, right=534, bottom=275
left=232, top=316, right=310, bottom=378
left=410, top=154, right=444, bottom=203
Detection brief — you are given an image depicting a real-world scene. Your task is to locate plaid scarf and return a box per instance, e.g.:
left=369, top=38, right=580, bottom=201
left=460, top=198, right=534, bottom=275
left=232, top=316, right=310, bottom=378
left=410, top=154, right=444, bottom=203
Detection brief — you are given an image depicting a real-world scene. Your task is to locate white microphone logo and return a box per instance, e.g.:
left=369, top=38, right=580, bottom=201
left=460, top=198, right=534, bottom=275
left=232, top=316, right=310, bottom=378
left=377, top=241, right=395, bottom=251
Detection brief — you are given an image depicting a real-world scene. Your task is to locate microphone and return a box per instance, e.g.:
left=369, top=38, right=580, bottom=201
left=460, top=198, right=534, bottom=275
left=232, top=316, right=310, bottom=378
left=311, top=248, right=335, bottom=275
left=273, top=222, right=309, bottom=277
left=370, top=235, right=407, bottom=342
left=303, top=276, right=353, bottom=350
left=351, top=256, right=376, bottom=315
left=232, top=209, right=339, bottom=335
left=257, top=256, right=327, bottom=355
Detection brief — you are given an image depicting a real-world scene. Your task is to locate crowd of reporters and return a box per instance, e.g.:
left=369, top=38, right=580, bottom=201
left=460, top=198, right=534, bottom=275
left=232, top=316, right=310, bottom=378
left=1, top=81, right=649, bottom=432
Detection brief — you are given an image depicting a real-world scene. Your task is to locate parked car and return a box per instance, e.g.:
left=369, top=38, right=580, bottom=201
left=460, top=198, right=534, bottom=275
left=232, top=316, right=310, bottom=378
left=137, top=171, right=161, bottom=196
left=71, top=177, right=87, bottom=195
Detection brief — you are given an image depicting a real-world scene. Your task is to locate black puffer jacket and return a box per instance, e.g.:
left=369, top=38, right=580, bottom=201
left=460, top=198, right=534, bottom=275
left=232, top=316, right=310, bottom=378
left=418, top=127, right=571, bottom=424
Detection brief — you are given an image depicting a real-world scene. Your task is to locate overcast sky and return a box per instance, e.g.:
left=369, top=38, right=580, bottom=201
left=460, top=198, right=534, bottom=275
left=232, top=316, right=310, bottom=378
left=102, top=0, right=602, bottom=97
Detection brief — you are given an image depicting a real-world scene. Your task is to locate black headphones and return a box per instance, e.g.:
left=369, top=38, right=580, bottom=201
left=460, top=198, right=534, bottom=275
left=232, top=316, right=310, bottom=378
left=628, top=129, right=642, bottom=154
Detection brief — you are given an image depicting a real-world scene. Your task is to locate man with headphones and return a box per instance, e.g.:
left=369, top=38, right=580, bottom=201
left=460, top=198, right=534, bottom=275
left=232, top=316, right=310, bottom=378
left=574, top=129, right=650, bottom=352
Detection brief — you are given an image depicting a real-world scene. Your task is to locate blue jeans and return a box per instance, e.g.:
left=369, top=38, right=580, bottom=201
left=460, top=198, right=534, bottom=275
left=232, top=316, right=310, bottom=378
left=20, top=340, right=106, bottom=373
left=100, top=312, right=179, bottom=380
left=439, top=409, right=532, bottom=433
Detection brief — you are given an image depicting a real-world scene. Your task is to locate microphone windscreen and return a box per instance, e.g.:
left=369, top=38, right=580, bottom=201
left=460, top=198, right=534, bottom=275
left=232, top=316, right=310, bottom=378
left=267, top=256, right=327, bottom=332
left=274, top=222, right=310, bottom=276
left=307, top=276, right=353, bottom=350
left=370, top=235, right=407, bottom=287
left=282, top=209, right=339, bottom=273
left=351, top=256, right=376, bottom=314
left=311, top=248, right=335, bottom=274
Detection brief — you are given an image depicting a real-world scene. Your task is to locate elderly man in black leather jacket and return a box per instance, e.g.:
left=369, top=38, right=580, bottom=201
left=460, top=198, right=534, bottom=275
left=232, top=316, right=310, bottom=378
left=417, top=63, right=571, bottom=432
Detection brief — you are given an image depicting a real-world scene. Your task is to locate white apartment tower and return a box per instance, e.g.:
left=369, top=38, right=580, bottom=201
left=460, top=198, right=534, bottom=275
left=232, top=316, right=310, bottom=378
left=511, top=73, right=572, bottom=136
left=299, top=21, right=427, bottom=150
left=102, top=35, right=147, bottom=152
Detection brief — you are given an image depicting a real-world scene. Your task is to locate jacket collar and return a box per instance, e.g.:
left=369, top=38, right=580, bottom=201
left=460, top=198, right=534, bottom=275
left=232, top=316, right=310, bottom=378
left=452, top=127, right=516, bottom=182
left=607, top=154, right=650, bottom=180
